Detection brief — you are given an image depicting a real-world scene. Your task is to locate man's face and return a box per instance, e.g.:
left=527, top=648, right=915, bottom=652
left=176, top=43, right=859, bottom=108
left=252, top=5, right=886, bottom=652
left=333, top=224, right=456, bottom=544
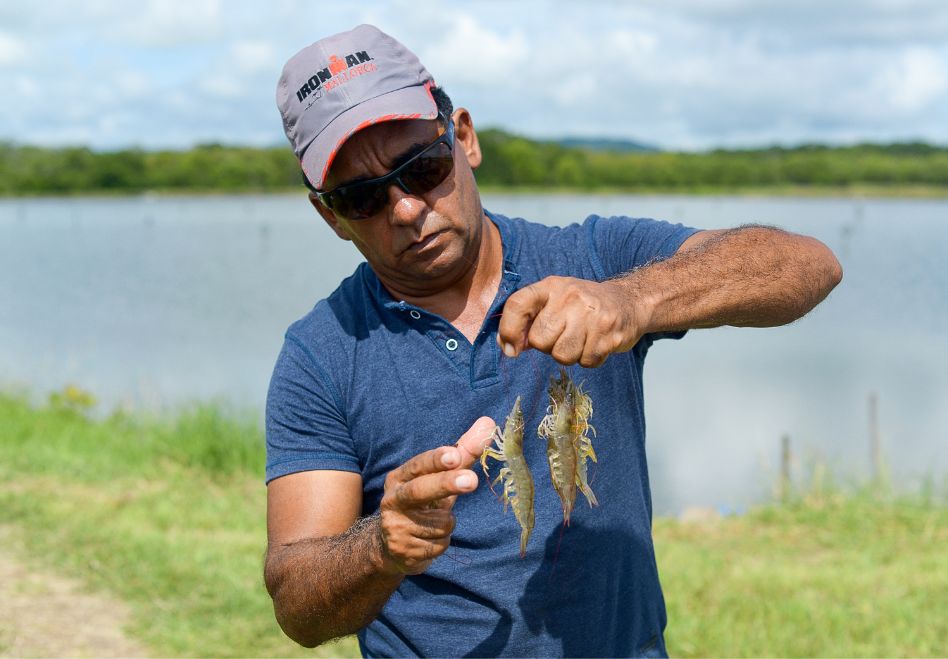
left=311, top=109, right=485, bottom=298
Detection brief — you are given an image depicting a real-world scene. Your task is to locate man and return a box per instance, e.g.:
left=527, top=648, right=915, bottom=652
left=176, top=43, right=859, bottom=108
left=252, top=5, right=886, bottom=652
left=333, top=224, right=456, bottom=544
left=264, top=24, right=842, bottom=657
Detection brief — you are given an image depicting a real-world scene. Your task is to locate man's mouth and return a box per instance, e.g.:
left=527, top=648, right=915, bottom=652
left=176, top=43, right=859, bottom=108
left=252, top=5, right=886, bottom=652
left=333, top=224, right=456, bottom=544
left=404, top=229, right=445, bottom=253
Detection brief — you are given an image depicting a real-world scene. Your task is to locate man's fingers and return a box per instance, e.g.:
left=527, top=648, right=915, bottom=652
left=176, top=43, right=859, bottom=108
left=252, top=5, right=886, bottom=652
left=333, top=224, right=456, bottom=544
left=378, top=419, right=500, bottom=574
left=389, top=416, right=496, bottom=487
left=392, top=469, right=479, bottom=509
left=579, top=338, right=609, bottom=368
left=497, top=281, right=551, bottom=357
left=550, top=323, right=587, bottom=365
left=388, top=445, right=464, bottom=485
left=380, top=521, right=452, bottom=575
left=496, top=276, right=642, bottom=367
left=527, top=307, right=568, bottom=355
left=409, top=510, right=457, bottom=539
left=455, top=416, right=496, bottom=467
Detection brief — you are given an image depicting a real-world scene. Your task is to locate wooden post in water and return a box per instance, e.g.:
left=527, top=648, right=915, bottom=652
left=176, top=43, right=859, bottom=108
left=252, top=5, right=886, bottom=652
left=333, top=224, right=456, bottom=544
left=868, top=392, right=881, bottom=482
left=780, top=434, right=791, bottom=502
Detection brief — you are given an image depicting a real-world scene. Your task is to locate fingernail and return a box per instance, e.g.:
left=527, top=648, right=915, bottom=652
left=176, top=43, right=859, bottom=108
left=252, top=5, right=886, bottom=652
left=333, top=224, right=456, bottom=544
left=503, top=342, right=516, bottom=357
left=455, top=473, right=475, bottom=489
left=441, top=450, right=459, bottom=467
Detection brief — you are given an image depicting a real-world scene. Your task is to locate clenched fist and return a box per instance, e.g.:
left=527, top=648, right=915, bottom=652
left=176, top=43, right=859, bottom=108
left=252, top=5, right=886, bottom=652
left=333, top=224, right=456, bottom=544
left=497, top=276, right=649, bottom=367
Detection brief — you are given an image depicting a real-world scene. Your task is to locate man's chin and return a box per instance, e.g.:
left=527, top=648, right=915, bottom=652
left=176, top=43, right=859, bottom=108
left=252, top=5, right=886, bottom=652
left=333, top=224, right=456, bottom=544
left=393, top=245, right=468, bottom=283
left=401, top=233, right=461, bottom=267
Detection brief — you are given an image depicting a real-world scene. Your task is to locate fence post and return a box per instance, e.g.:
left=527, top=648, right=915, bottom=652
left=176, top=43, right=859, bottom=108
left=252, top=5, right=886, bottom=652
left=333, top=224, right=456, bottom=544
left=780, top=434, right=791, bottom=502
left=868, top=392, right=880, bottom=483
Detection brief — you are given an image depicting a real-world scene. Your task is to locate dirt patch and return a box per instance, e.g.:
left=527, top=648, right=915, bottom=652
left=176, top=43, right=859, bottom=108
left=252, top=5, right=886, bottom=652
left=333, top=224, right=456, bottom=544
left=0, top=527, right=148, bottom=658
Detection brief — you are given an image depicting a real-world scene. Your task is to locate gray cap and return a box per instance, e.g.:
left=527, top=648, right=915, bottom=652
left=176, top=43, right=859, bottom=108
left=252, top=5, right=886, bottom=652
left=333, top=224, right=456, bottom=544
left=276, top=24, right=438, bottom=190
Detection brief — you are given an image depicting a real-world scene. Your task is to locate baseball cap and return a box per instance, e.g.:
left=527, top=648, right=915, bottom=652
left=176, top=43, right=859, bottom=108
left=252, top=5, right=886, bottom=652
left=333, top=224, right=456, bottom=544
left=276, top=24, right=439, bottom=190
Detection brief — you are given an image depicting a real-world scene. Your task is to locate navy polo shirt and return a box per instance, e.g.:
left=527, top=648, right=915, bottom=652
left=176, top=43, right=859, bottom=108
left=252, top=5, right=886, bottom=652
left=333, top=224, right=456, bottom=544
left=266, top=210, right=697, bottom=657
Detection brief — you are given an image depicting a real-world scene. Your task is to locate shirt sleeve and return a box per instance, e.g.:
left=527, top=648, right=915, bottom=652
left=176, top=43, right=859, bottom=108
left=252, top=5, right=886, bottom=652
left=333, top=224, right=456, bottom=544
left=585, top=214, right=699, bottom=280
left=264, top=333, right=360, bottom=484
left=585, top=214, right=700, bottom=347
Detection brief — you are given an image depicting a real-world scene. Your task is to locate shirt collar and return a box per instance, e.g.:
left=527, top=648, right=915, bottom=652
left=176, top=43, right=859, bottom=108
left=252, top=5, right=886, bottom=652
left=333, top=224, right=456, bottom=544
left=364, top=208, right=520, bottom=311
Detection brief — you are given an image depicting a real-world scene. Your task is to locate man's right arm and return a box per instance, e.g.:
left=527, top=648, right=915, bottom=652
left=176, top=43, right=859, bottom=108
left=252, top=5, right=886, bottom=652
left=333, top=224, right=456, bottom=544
left=264, top=417, right=494, bottom=648
left=264, top=469, right=394, bottom=648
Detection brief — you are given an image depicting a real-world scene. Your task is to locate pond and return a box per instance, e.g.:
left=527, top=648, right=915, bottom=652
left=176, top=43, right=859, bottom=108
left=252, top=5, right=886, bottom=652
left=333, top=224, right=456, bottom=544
left=1, top=192, right=945, bottom=514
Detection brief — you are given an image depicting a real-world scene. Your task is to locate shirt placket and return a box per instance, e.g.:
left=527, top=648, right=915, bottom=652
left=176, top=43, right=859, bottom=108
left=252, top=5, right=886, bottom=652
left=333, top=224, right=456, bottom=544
left=469, top=261, right=522, bottom=388
left=391, top=300, right=471, bottom=378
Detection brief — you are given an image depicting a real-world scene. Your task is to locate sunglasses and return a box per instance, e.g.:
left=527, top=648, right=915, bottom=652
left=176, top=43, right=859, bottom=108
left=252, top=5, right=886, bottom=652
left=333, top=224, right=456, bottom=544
left=316, top=119, right=456, bottom=220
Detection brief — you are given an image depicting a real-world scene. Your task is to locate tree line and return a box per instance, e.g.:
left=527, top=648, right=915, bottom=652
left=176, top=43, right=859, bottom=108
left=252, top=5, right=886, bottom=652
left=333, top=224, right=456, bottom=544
left=1, top=133, right=946, bottom=195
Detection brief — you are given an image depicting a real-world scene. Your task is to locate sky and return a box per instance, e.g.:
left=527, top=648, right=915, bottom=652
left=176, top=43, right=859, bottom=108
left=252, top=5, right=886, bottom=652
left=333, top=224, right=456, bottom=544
left=2, top=0, right=947, bottom=151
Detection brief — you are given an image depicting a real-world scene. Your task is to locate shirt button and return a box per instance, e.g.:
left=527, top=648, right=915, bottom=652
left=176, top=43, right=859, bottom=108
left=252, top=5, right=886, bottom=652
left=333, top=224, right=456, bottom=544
left=445, top=338, right=459, bottom=351
left=409, top=310, right=421, bottom=319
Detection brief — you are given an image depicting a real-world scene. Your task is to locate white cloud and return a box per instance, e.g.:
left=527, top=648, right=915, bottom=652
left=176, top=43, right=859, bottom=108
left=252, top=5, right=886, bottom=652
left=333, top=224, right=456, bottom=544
left=200, top=76, right=244, bottom=99
left=114, top=71, right=151, bottom=97
left=12, top=74, right=38, bottom=98
left=649, top=0, right=948, bottom=47
left=607, top=29, right=659, bottom=58
left=416, top=13, right=528, bottom=87
left=1, top=0, right=948, bottom=149
left=230, top=40, right=277, bottom=74
left=883, top=47, right=948, bottom=112
left=0, top=32, right=27, bottom=65
left=112, top=0, right=223, bottom=47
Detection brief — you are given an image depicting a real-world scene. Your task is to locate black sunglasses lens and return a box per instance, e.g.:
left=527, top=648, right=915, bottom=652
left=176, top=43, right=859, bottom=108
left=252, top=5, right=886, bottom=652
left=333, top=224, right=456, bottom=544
left=331, top=150, right=453, bottom=220
left=325, top=125, right=455, bottom=220
left=330, top=182, right=389, bottom=220
left=400, top=145, right=454, bottom=192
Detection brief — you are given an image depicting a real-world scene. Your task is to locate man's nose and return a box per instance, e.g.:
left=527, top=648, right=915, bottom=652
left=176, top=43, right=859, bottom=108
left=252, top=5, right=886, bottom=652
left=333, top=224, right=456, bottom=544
left=386, top=184, right=426, bottom=226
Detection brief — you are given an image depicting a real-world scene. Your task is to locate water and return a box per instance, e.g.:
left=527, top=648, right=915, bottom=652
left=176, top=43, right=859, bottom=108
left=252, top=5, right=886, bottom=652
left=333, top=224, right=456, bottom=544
left=1, top=193, right=945, bottom=514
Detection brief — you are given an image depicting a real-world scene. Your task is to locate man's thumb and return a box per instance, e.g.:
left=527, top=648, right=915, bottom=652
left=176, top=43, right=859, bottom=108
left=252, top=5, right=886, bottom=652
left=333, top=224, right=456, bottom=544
left=455, top=416, right=496, bottom=466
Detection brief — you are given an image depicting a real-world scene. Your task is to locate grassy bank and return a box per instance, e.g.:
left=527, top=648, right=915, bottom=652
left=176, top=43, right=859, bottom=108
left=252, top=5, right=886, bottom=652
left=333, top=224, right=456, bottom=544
left=657, top=491, right=946, bottom=657
left=0, top=388, right=357, bottom=657
left=0, top=389, right=944, bottom=657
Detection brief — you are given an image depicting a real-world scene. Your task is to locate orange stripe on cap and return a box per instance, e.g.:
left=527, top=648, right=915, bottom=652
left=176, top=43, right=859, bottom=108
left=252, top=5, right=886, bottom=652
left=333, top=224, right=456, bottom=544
left=319, top=111, right=438, bottom=189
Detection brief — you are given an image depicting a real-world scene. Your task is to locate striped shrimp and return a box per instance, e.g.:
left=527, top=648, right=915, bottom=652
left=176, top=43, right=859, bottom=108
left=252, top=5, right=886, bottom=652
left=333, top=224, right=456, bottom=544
left=480, top=396, right=535, bottom=557
left=571, top=375, right=599, bottom=508
left=537, top=368, right=598, bottom=525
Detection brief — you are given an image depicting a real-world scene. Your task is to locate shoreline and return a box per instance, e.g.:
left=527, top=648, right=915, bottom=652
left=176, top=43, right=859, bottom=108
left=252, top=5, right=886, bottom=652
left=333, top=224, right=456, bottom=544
left=1, top=183, right=947, bottom=201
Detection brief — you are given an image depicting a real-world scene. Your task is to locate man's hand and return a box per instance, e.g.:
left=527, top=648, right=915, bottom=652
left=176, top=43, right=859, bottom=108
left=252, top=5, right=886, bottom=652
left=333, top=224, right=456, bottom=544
left=378, top=416, right=495, bottom=575
left=497, top=227, right=842, bottom=370
left=497, top=276, right=645, bottom=368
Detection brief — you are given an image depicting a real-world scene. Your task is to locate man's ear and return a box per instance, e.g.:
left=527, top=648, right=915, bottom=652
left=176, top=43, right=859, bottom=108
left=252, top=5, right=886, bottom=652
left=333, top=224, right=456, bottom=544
left=308, top=193, right=352, bottom=241
left=452, top=108, right=482, bottom=170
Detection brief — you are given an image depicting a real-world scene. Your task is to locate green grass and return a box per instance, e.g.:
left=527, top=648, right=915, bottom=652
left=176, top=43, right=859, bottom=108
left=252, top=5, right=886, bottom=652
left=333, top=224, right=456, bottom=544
left=0, top=388, right=359, bottom=658
left=0, top=387, right=945, bottom=657
left=655, top=489, right=947, bottom=657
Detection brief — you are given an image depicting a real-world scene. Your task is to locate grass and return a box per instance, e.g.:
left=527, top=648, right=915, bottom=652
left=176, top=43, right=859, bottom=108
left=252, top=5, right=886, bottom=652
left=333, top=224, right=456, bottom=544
left=0, top=387, right=359, bottom=658
left=655, top=489, right=947, bottom=657
left=0, top=387, right=945, bottom=657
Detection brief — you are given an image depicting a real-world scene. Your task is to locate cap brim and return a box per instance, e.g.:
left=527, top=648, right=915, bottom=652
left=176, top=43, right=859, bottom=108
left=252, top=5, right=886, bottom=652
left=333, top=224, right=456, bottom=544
left=301, top=85, right=438, bottom=190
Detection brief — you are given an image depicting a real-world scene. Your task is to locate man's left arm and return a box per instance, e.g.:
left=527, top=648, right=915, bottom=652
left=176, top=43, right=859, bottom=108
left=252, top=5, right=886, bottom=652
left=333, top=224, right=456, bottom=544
left=497, top=225, right=843, bottom=367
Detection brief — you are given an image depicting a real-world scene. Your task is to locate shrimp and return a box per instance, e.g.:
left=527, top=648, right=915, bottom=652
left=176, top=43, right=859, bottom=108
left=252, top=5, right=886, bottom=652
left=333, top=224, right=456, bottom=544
left=537, top=370, right=579, bottom=524
left=480, top=396, right=535, bottom=557
left=571, top=379, right=598, bottom=508
left=537, top=368, right=598, bottom=524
